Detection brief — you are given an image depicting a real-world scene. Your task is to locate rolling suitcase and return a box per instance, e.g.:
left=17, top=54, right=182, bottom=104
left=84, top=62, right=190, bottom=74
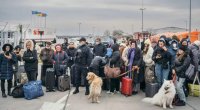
left=70, top=64, right=76, bottom=86
left=145, top=82, right=159, bottom=97
left=23, top=80, right=44, bottom=100
left=45, top=68, right=55, bottom=92
left=121, top=77, right=133, bottom=96
left=58, top=74, right=70, bottom=91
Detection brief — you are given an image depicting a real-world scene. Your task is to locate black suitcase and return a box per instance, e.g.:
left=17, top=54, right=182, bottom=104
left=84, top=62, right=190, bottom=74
left=145, top=82, right=159, bottom=97
left=45, top=68, right=55, bottom=92
left=41, top=65, right=53, bottom=86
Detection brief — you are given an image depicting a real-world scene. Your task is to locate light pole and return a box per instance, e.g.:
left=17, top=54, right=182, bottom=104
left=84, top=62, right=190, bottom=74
left=78, top=22, right=81, bottom=37
left=140, top=0, right=145, bottom=39
left=189, top=0, right=191, bottom=39
left=92, top=26, right=95, bottom=37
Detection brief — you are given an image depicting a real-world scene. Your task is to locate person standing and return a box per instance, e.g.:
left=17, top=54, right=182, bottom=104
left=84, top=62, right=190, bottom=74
left=172, top=46, right=191, bottom=106
left=152, top=38, right=171, bottom=87
left=40, top=42, right=54, bottom=85
left=62, top=38, right=69, bottom=52
left=52, top=44, right=68, bottom=88
left=23, top=40, right=38, bottom=81
left=0, top=44, right=17, bottom=97
left=93, top=38, right=107, bottom=57
left=108, top=44, right=121, bottom=95
left=127, top=40, right=143, bottom=95
left=73, top=37, right=93, bottom=95
left=66, top=42, right=77, bottom=69
left=13, top=45, right=22, bottom=86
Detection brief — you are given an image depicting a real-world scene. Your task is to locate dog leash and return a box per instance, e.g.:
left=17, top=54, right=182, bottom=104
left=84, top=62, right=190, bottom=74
left=101, top=70, right=133, bottom=79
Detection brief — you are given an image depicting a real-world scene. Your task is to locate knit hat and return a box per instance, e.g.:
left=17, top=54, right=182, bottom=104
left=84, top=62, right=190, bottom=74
left=159, top=38, right=166, bottom=44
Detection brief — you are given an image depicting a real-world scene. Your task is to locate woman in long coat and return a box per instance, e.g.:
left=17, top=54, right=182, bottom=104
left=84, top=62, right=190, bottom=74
left=0, top=44, right=17, bottom=97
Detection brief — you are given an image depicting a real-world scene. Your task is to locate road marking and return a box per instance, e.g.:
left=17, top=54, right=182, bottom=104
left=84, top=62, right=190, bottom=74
left=56, top=88, right=74, bottom=104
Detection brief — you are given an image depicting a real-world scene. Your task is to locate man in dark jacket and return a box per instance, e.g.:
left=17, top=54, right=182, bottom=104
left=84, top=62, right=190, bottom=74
left=89, top=56, right=106, bottom=76
left=93, top=38, right=107, bottom=57
left=40, top=42, right=54, bottom=85
left=0, top=44, right=17, bottom=97
left=62, top=38, right=69, bottom=52
left=73, top=37, right=93, bottom=95
left=66, top=42, right=77, bottom=68
left=23, top=40, right=38, bottom=81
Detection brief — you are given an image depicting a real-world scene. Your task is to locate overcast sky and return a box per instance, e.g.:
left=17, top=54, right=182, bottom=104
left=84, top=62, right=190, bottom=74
left=0, top=0, right=199, bottom=35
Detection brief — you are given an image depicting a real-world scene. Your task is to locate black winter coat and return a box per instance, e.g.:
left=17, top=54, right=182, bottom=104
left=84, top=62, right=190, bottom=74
left=173, top=55, right=191, bottom=78
left=152, top=47, right=171, bottom=65
left=90, top=56, right=106, bottom=69
left=75, top=44, right=93, bottom=67
left=128, top=48, right=143, bottom=67
left=93, top=43, right=107, bottom=57
left=23, top=49, right=38, bottom=71
left=66, top=48, right=77, bottom=67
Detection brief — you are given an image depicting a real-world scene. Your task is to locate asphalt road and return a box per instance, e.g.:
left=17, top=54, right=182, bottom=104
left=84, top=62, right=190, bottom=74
left=0, top=64, right=200, bottom=110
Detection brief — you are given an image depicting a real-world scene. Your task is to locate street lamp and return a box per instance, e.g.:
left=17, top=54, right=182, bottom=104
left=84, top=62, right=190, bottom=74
left=0, top=22, right=8, bottom=52
left=185, top=20, right=187, bottom=31
left=140, top=0, right=146, bottom=39
left=78, top=22, right=81, bottom=37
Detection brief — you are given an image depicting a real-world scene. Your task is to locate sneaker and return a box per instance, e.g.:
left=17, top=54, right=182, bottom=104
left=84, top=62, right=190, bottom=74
left=132, top=91, right=138, bottom=95
left=106, top=91, right=111, bottom=94
left=73, top=89, right=79, bottom=94
left=2, top=93, right=7, bottom=98
left=111, top=92, right=115, bottom=95
left=175, top=100, right=186, bottom=106
left=7, top=91, right=12, bottom=96
left=115, top=91, right=120, bottom=94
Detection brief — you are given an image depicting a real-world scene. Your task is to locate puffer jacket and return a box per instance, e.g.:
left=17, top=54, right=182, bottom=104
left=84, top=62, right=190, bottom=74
left=152, top=47, right=171, bottom=65
left=143, top=46, right=154, bottom=67
left=66, top=47, right=77, bottom=67
left=0, top=53, right=17, bottom=79
left=52, top=51, right=69, bottom=75
left=90, top=56, right=106, bottom=69
left=110, top=44, right=120, bottom=67
left=173, top=55, right=191, bottom=78
left=189, top=44, right=199, bottom=73
left=40, top=48, right=54, bottom=65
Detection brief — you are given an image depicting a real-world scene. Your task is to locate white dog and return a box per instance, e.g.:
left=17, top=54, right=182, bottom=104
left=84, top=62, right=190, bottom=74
left=86, top=72, right=103, bottom=103
left=142, top=79, right=176, bottom=109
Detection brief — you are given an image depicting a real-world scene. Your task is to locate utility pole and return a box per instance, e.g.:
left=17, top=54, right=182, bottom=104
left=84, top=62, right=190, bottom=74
left=185, top=20, right=187, bottom=31
left=140, top=0, right=145, bottom=39
left=189, top=0, right=191, bottom=39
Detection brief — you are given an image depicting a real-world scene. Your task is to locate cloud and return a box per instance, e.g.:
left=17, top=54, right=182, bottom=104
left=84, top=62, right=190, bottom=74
left=0, top=0, right=199, bottom=35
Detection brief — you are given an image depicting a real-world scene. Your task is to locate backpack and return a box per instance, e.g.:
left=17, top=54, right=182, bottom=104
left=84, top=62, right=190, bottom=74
left=11, top=84, right=24, bottom=98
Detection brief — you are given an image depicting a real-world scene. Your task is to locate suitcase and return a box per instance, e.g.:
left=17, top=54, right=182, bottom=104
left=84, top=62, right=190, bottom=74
left=58, top=74, right=70, bottom=91
left=41, top=65, right=45, bottom=86
left=121, top=77, right=133, bottom=96
left=145, top=82, right=159, bottom=97
left=45, top=68, right=55, bottom=92
left=23, top=80, right=44, bottom=100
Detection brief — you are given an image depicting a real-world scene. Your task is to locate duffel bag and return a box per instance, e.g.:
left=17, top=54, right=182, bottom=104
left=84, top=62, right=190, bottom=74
left=12, top=84, right=24, bottom=98
left=23, top=80, right=44, bottom=100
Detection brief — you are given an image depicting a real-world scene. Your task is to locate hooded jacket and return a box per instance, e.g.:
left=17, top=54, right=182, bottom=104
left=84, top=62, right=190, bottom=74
left=110, top=44, right=120, bottom=67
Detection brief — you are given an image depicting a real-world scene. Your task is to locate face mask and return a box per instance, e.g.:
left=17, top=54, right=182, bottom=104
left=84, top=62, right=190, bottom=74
left=96, top=42, right=100, bottom=45
left=172, top=43, right=177, bottom=48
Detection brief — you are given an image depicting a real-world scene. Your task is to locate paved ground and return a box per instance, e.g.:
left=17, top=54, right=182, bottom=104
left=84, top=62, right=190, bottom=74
left=0, top=64, right=200, bottom=110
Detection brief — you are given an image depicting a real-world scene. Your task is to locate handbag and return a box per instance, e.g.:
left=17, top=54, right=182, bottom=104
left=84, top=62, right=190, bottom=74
left=185, top=64, right=195, bottom=80
left=188, top=73, right=200, bottom=97
left=11, top=84, right=24, bottom=98
left=104, top=65, right=121, bottom=78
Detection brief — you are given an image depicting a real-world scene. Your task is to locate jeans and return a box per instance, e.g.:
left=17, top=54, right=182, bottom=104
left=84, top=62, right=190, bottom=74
left=175, top=77, right=186, bottom=102
left=155, top=63, right=170, bottom=87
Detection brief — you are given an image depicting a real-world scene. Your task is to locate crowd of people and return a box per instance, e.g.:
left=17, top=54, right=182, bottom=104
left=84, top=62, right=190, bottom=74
left=0, top=36, right=200, bottom=107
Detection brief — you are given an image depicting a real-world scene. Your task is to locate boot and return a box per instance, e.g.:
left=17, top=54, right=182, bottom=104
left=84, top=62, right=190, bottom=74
left=2, top=92, right=7, bottom=98
left=73, top=87, right=79, bottom=94
left=7, top=91, right=12, bottom=96
left=175, top=100, right=186, bottom=106
left=85, top=87, right=89, bottom=95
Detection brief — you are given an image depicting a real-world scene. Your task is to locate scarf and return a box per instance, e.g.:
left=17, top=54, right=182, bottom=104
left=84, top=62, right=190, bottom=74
left=128, top=48, right=135, bottom=76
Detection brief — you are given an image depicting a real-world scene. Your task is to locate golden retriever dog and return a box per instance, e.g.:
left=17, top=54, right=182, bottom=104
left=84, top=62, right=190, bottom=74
left=86, top=72, right=103, bottom=103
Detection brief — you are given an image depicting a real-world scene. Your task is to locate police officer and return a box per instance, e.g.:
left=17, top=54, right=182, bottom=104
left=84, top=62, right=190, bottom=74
left=73, top=37, right=93, bottom=95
